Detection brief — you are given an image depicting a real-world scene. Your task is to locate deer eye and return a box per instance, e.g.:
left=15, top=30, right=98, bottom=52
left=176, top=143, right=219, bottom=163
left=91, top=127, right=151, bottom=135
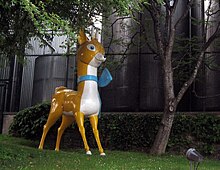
left=87, top=44, right=96, bottom=51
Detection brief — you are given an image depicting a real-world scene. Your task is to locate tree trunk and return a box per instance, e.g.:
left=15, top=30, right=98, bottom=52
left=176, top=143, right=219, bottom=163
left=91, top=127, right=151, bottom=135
left=150, top=107, right=176, bottom=155
left=147, top=0, right=220, bottom=155
left=150, top=36, right=176, bottom=154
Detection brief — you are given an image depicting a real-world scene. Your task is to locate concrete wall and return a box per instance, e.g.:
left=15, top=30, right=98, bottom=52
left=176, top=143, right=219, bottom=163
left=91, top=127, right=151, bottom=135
left=2, top=112, right=16, bottom=134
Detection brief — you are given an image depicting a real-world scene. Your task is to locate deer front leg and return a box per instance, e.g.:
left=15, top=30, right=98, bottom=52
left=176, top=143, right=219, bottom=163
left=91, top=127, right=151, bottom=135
left=75, top=112, right=91, bottom=155
left=89, top=115, right=105, bottom=156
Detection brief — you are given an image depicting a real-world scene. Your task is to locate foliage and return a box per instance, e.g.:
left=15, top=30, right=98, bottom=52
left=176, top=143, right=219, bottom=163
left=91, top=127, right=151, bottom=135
left=98, top=113, right=161, bottom=151
left=0, top=0, right=71, bottom=62
left=169, top=114, right=220, bottom=155
left=9, top=102, right=51, bottom=139
left=99, top=113, right=220, bottom=156
left=0, top=0, right=141, bottom=63
left=9, top=103, right=220, bottom=156
left=1, top=135, right=220, bottom=170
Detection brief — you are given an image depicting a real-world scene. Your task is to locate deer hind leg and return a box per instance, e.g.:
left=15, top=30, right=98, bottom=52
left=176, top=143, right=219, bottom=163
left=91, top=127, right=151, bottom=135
left=75, top=112, right=91, bottom=155
left=38, top=100, right=63, bottom=150
left=89, top=115, right=105, bottom=156
left=55, top=114, right=75, bottom=151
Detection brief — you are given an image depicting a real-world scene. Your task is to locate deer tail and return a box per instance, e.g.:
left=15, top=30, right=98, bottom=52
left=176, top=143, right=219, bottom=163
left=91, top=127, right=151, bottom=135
left=55, top=86, right=66, bottom=93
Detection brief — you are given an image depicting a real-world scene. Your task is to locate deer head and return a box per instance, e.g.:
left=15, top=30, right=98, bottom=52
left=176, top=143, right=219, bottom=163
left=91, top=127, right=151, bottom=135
left=77, top=29, right=105, bottom=68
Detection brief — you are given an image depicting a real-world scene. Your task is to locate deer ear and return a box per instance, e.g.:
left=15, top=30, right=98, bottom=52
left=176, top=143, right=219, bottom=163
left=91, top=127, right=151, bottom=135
left=91, top=27, right=96, bottom=39
left=78, top=29, right=88, bottom=45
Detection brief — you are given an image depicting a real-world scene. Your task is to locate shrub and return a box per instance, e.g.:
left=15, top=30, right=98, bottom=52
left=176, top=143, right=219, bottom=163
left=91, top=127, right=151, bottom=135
left=9, top=102, right=51, bottom=139
left=9, top=103, right=220, bottom=156
left=169, top=113, right=220, bottom=155
left=98, top=113, right=161, bottom=151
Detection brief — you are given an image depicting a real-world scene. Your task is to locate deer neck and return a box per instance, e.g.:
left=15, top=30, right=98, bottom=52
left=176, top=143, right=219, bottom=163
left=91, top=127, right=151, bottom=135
left=77, top=60, right=98, bottom=93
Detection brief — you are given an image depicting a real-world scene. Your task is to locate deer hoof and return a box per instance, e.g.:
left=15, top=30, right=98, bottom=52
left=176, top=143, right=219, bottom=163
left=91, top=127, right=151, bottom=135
left=100, top=153, right=106, bottom=156
left=86, top=151, right=92, bottom=155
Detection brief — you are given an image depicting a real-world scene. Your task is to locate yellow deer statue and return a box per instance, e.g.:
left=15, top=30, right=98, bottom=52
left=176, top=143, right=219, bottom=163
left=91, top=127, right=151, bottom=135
left=38, top=29, right=112, bottom=156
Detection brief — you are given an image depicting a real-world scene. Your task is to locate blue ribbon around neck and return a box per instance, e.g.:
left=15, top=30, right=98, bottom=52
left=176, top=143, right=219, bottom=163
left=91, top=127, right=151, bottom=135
left=77, top=68, right=113, bottom=87
left=78, top=75, right=98, bottom=83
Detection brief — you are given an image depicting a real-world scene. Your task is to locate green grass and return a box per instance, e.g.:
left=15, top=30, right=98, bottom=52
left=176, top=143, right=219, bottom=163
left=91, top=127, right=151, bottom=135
left=0, top=135, right=219, bottom=170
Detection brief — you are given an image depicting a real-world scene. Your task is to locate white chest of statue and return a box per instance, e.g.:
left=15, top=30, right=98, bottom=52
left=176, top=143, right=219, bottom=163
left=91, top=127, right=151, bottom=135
left=79, top=65, right=100, bottom=116
left=80, top=81, right=100, bottom=116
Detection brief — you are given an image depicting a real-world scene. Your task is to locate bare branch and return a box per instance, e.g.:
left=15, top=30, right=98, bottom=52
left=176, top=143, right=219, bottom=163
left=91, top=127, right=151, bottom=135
left=172, top=51, right=190, bottom=70
left=192, top=79, right=220, bottom=98
left=174, top=0, right=194, bottom=29
left=176, top=51, right=204, bottom=104
left=143, top=2, right=164, bottom=57
left=164, top=2, right=171, bottom=45
left=139, top=22, right=157, bottom=54
left=118, top=31, right=139, bottom=65
left=204, top=22, right=220, bottom=50
left=176, top=20, right=220, bottom=104
left=204, top=0, right=213, bottom=38
left=105, top=15, right=132, bottom=55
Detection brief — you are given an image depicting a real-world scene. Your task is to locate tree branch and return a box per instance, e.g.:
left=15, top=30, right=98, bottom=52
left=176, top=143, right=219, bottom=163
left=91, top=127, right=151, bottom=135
left=139, top=23, right=157, bottom=54
left=174, top=0, right=194, bottom=29
left=176, top=22, right=220, bottom=104
left=105, top=15, right=132, bottom=55
left=144, top=2, right=164, bottom=57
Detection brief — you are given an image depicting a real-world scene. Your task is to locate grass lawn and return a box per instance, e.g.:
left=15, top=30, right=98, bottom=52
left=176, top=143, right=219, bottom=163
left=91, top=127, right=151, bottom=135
left=0, top=135, right=219, bottom=170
